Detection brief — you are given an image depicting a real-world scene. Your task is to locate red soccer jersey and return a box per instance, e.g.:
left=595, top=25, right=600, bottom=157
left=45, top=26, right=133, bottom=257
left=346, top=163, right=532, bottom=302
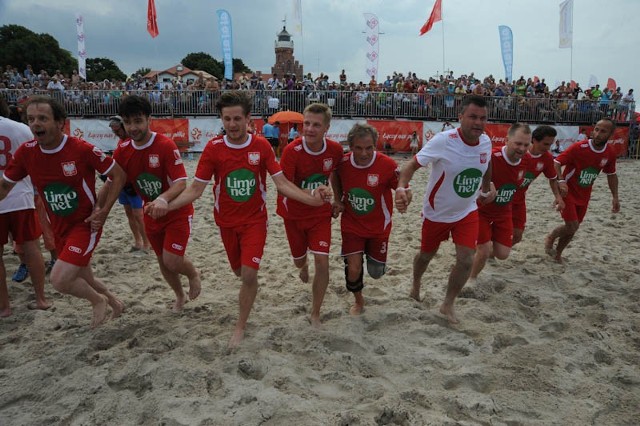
left=479, top=146, right=525, bottom=217
left=195, top=134, right=282, bottom=228
left=555, top=139, right=616, bottom=206
left=113, top=132, right=193, bottom=219
left=276, top=137, right=343, bottom=220
left=513, top=150, right=557, bottom=203
left=336, top=151, right=399, bottom=238
left=4, top=135, right=114, bottom=237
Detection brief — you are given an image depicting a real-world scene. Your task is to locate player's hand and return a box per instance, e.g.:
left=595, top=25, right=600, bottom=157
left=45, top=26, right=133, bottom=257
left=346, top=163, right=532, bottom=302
left=315, top=185, right=333, bottom=203
left=612, top=197, right=620, bottom=213
left=554, top=196, right=565, bottom=212
left=558, top=181, right=568, bottom=197
left=85, top=206, right=107, bottom=232
left=145, top=197, right=169, bottom=219
left=394, top=188, right=411, bottom=213
left=477, top=182, right=496, bottom=205
left=332, top=200, right=344, bottom=218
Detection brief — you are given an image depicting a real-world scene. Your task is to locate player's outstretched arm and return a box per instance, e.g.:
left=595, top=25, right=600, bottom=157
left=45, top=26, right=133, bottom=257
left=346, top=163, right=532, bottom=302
left=607, top=173, right=620, bottom=213
left=395, top=158, right=421, bottom=213
left=0, top=177, right=16, bottom=202
left=86, top=163, right=126, bottom=230
left=272, top=173, right=325, bottom=207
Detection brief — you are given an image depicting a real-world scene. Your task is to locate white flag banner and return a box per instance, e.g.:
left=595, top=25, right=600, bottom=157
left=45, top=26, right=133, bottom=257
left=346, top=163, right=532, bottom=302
left=559, top=0, right=573, bottom=49
left=76, top=14, right=87, bottom=80
left=363, top=13, right=379, bottom=81
left=588, top=74, right=598, bottom=88
left=292, top=0, right=302, bottom=35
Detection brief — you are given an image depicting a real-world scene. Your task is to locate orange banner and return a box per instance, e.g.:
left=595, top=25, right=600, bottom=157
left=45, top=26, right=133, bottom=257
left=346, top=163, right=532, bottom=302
left=150, top=118, right=190, bottom=151
left=366, top=120, right=423, bottom=152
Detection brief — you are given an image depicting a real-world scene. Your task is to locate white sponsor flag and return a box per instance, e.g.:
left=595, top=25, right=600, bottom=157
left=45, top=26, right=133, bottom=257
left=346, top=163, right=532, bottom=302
left=363, top=13, right=379, bottom=81
left=559, top=0, right=573, bottom=48
left=292, top=0, right=302, bottom=35
left=76, top=14, right=87, bottom=80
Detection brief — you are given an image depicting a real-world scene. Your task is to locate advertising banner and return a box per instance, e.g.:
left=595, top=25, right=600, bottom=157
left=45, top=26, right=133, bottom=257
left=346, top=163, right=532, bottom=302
left=366, top=120, right=423, bottom=152
left=189, top=118, right=223, bottom=152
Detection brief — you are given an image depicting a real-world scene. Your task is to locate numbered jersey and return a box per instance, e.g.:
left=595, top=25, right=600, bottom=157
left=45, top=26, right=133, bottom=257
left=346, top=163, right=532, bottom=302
left=0, top=117, right=35, bottom=213
left=555, top=139, right=617, bottom=206
left=416, top=128, right=492, bottom=223
left=478, top=146, right=525, bottom=217
left=4, top=135, right=114, bottom=237
left=276, top=137, right=343, bottom=220
left=113, top=132, right=193, bottom=219
left=194, top=134, right=282, bottom=228
left=336, top=151, right=399, bottom=238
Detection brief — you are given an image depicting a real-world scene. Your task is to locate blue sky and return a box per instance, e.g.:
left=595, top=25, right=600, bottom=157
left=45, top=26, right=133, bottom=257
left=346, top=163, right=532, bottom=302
left=2, top=0, right=638, bottom=91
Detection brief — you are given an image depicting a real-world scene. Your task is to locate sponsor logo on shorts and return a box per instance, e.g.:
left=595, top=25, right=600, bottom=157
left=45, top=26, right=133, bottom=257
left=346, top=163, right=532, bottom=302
left=319, top=241, right=329, bottom=247
left=453, top=168, right=482, bottom=198
left=68, top=245, right=82, bottom=254
left=149, top=154, right=160, bottom=168
left=367, top=174, right=379, bottom=187
left=226, top=168, right=256, bottom=202
left=62, top=161, right=77, bottom=176
left=252, top=257, right=262, bottom=264
left=136, top=172, right=163, bottom=199
left=248, top=152, right=260, bottom=165
left=323, top=158, right=334, bottom=171
left=43, top=183, right=79, bottom=216
left=171, top=243, right=183, bottom=251
left=494, top=183, right=518, bottom=205
left=578, top=166, right=600, bottom=187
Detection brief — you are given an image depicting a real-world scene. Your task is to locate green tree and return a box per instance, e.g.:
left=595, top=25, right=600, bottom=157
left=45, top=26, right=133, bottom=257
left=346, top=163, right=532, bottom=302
left=86, top=57, right=126, bottom=82
left=133, top=67, right=151, bottom=77
left=181, top=52, right=223, bottom=80
left=232, top=58, right=252, bottom=74
left=0, top=24, right=77, bottom=76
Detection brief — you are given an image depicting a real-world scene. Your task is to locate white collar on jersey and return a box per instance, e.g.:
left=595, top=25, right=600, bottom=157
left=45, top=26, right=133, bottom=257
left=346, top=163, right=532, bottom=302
left=350, top=150, right=377, bottom=169
left=501, top=145, right=522, bottom=166
left=588, top=139, right=607, bottom=153
left=302, top=136, right=327, bottom=156
left=40, top=134, right=68, bottom=154
left=224, top=133, right=252, bottom=149
left=132, top=132, right=157, bottom=150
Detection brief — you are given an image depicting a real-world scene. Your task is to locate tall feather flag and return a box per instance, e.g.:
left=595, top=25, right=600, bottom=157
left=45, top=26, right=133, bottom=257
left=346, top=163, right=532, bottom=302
left=419, top=0, right=442, bottom=36
left=292, top=0, right=302, bottom=35
left=559, top=0, right=573, bottom=48
left=147, top=0, right=159, bottom=38
left=498, top=26, right=513, bottom=83
left=76, top=14, right=87, bottom=80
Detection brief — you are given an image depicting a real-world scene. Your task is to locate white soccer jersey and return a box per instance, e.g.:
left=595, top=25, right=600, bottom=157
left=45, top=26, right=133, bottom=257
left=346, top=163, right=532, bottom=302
left=0, top=117, right=35, bottom=213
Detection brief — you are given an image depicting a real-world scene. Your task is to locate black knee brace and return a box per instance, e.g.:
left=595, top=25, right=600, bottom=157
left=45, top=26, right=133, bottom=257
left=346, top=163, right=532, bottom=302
left=345, top=265, right=364, bottom=293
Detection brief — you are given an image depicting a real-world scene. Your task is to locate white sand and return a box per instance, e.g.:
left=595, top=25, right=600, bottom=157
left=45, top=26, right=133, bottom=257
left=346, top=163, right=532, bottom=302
left=1, top=157, right=639, bottom=425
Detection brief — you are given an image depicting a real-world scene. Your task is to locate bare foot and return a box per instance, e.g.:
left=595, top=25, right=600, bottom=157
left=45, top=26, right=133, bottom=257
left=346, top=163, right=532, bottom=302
left=349, top=292, right=365, bottom=315
left=28, top=300, right=52, bottom=311
left=109, top=297, right=125, bottom=319
left=544, top=234, right=556, bottom=256
left=188, top=270, right=202, bottom=300
left=409, top=285, right=421, bottom=302
left=228, top=327, right=245, bottom=349
left=310, top=314, right=322, bottom=328
left=91, top=295, right=109, bottom=328
left=439, top=303, right=459, bottom=324
left=299, top=264, right=309, bottom=283
left=170, top=295, right=186, bottom=314
left=554, top=253, right=564, bottom=264
left=0, top=307, right=12, bottom=317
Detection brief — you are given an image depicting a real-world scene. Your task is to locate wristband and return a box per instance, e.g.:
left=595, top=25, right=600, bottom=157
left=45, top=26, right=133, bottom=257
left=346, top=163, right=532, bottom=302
left=557, top=179, right=566, bottom=183
left=311, top=189, right=316, bottom=197
left=479, top=190, right=490, bottom=197
left=156, top=196, right=169, bottom=205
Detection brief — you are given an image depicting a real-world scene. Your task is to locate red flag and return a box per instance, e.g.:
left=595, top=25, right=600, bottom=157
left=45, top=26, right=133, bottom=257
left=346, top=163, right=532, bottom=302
left=419, top=0, right=442, bottom=36
left=607, top=78, right=617, bottom=91
left=147, top=0, right=159, bottom=38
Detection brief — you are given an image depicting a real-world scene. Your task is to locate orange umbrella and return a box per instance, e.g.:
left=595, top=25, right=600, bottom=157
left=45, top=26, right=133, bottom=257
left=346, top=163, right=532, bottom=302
left=268, top=110, right=304, bottom=124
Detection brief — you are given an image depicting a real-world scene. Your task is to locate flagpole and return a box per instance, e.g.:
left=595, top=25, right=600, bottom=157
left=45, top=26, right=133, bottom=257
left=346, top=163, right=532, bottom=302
left=441, top=3, right=445, bottom=75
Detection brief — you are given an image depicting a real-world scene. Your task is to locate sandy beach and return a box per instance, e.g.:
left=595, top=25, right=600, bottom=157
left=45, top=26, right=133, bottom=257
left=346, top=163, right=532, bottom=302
left=1, top=156, right=638, bottom=425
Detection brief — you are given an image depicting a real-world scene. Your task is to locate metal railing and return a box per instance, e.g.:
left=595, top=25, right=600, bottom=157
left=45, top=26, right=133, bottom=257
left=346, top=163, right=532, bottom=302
left=2, top=88, right=635, bottom=125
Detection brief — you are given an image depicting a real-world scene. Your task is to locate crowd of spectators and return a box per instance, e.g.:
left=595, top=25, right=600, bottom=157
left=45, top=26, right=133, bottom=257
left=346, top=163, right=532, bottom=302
left=1, top=64, right=635, bottom=124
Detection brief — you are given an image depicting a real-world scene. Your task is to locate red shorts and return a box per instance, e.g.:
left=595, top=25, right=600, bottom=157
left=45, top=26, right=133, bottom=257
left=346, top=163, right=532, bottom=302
left=144, top=213, right=192, bottom=257
left=478, top=211, right=513, bottom=247
left=561, top=198, right=589, bottom=223
left=511, top=200, right=526, bottom=230
left=57, top=224, right=102, bottom=267
left=421, top=210, right=479, bottom=253
left=220, top=222, right=267, bottom=271
left=341, top=232, right=389, bottom=263
left=284, top=216, right=331, bottom=259
left=0, top=209, right=42, bottom=245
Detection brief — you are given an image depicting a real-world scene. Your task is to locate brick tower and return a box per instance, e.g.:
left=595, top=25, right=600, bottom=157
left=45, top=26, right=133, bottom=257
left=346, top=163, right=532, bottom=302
left=271, top=25, right=303, bottom=80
